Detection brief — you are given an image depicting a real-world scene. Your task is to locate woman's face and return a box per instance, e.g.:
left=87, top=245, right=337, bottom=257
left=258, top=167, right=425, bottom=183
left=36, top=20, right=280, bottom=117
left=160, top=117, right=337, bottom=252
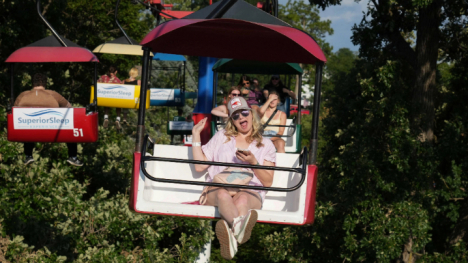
left=228, top=90, right=241, bottom=99
left=232, top=109, right=253, bottom=134
left=242, top=80, right=251, bottom=89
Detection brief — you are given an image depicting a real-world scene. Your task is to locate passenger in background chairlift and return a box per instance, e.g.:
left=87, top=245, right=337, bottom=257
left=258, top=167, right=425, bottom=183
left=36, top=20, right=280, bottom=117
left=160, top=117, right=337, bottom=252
left=252, top=78, right=263, bottom=104
left=211, top=86, right=242, bottom=123
left=98, top=65, right=124, bottom=130
left=192, top=97, right=276, bottom=260
left=14, top=73, right=83, bottom=167
left=122, top=67, right=141, bottom=125
left=238, top=75, right=259, bottom=112
left=259, top=91, right=287, bottom=153
left=264, top=74, right=296, bottom=113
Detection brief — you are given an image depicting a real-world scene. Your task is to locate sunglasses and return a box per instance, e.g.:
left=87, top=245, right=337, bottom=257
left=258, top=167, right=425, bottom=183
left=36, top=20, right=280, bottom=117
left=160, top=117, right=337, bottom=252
left=232, top=110, right=250, bottom=121
left=271, top=77, right=279, bottom=80
left=231, top=93, right=241, bottom=97
left=243, top=82, right=250, bottom=85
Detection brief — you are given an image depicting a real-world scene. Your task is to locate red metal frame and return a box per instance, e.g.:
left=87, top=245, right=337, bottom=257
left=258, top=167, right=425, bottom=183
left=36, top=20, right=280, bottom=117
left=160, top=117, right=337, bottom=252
left=7, top=107, right=98, bottom=143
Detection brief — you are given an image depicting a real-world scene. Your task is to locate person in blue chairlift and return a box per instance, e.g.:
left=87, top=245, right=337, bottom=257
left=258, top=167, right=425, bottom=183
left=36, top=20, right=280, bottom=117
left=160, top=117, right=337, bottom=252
left=14, top=73, right=83, bottom=166
left=192, top=96, right=276, bottom=260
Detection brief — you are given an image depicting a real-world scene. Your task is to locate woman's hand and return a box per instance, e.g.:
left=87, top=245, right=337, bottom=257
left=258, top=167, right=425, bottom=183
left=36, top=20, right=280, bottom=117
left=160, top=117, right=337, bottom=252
left=236, top=150, right=258, bottom=165
left=268, top=94, right=279, bottom=102
left=192, top=117, right=207, bottom=135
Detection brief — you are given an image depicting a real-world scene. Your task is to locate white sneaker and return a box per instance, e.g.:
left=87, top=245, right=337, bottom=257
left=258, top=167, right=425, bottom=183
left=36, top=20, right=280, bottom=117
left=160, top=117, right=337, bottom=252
left=216, top=220, right=238, bottom=260
left=232, top=209, right=258, bottom=244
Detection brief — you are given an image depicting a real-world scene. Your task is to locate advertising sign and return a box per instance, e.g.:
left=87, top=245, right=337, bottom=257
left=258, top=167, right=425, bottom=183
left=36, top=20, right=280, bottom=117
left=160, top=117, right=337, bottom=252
left=169, top=121, right=193, bottom=131
left=97, top=83, right=135, bottom=100
left=13, top=108, right=74, bottom=130
left=150, top=89, right=176, bottom=101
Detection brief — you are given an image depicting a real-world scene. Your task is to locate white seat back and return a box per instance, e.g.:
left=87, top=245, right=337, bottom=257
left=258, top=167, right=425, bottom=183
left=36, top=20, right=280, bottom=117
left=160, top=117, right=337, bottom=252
left=284, top=119, right=298, bottom=153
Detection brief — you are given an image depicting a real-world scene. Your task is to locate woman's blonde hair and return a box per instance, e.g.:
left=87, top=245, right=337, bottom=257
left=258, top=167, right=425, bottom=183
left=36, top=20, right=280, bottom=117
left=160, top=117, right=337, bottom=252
left=224, top=109, right=264, bottom=148
left=128, top=67, right=139, bottom=79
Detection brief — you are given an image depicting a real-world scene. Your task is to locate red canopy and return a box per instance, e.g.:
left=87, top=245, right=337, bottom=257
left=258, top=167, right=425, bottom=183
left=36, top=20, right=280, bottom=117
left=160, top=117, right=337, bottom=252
left=6, top=47, right=99, bottom=63
left=141, top=19, right=326, bottom=64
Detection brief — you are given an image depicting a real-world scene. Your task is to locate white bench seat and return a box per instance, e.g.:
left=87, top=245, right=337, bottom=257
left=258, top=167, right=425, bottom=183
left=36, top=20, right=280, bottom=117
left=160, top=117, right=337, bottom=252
left=133, top=144, right=317, bottom=225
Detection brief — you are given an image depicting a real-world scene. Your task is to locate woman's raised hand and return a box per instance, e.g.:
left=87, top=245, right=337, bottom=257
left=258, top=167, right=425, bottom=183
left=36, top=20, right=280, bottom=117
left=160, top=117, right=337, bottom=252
left=268, top=94, right=279, bottom=102
left=192, top=117, right=207, bottom=135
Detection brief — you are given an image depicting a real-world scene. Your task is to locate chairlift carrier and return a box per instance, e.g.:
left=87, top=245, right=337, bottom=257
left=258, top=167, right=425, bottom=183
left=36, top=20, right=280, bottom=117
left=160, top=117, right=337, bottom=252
left=6, top=0, right=99, bottom=144
left=130, top=0, right=325, bottom=225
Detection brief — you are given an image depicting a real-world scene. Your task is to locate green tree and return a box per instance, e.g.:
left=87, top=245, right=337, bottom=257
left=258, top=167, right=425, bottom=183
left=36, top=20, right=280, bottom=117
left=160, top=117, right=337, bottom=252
left=311, top=0, right=468, bottom=143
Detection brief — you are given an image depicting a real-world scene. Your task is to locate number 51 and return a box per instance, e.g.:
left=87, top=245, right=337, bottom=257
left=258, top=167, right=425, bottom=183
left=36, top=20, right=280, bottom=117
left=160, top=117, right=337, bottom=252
left=73, top=128, right=83, bottom=137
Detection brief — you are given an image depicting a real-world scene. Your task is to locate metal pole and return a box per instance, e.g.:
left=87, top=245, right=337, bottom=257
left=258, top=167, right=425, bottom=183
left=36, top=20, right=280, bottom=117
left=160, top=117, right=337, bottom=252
left=309, top=63, right=323, bottom=164
left=135, top=47, right=152, bottom=152
left=115, top=0, right=133, bottom=44
left=94, top=63, right=98, bottom=112
left=10, top=63, right=14, bottom=107
left=183, top=61, right=186, bottom=92
left=206, top=0, right=236, bottom=19
left=212, top=72, right=217, bottom=109
left=148, top=58, right=153, bottom=86
left=37, top=0, right=67, bottom=47
left=297, top=74, right=302, bottom=125
left=231, top=73, right=235, bottom=86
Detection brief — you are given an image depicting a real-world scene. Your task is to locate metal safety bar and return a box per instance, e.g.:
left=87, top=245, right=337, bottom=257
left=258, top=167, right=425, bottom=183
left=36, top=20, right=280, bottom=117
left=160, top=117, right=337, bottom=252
left=140, top=134, right=309, bottom=192
left=212, top=118, right=297, bottom=138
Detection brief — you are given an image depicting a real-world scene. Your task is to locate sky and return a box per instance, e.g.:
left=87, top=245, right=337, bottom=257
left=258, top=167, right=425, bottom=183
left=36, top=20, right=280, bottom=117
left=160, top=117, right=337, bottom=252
left=278, top=0, right=369, bottom=52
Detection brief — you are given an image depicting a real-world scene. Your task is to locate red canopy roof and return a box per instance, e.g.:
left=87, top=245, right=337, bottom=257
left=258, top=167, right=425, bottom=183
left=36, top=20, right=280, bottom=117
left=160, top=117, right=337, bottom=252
left=6, top=47, right=99, bottom=63
left=141, top=19, right=326, bottom=64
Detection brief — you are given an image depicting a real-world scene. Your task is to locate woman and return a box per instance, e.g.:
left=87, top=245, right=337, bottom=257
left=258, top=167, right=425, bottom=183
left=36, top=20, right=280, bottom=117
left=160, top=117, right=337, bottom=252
left=211, top=86, right=241, bottom=122
left=238, top=76, right=260, bottom=113
left=259, top=91, right=287, bottom=153
left=263, top=75, right=296, bottom=113
left=98, top=65, right=123, bottom=129
left=121, top=67, right=142, bottom=125
left=192, top=97, right=276, bottom=260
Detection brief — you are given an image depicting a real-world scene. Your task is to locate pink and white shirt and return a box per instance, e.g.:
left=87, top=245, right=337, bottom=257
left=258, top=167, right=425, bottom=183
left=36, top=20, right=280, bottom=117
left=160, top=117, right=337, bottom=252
left=202, top=130, right=276, bottom=201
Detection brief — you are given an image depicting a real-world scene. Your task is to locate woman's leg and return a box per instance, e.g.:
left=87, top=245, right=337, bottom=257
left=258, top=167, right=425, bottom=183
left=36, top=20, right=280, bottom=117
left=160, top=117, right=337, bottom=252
left=205, top=187, right=239, bottom=226
left=231, top=191, right=262, bottom=244
left=273, top=139, right=286, bottom=153
left=231, top=190, right=262, bottom=217
left=103, top=108, right=109, bottom=127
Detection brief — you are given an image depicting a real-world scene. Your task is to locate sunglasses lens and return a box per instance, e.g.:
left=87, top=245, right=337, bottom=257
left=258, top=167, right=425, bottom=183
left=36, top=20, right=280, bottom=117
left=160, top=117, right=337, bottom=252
left=232, top=110, right=250, bottom=120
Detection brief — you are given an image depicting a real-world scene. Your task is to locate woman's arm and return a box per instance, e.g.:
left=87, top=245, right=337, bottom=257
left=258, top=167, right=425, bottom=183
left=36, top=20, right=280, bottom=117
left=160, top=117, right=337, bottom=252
left=276, top=111, right=287, bottom=136
left=192, top=117, right=210, bottom=172
left=211, top=105, right=228, bottom=118
left=236, top=151, right=274, bottom=187
left=282, top=87, right=297, bottom=100
left=259, top=94, right=278, bottom=117
left=253, top=160, right=275, bottom=187
left=137, top=80, right=141, bottom=86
